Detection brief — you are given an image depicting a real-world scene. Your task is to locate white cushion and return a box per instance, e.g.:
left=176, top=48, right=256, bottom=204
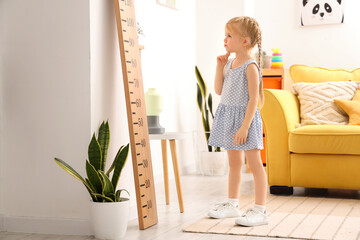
left=292, top=81, right=359, bottom=126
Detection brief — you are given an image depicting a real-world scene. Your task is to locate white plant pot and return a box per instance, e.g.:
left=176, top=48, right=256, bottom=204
left=90, top=200, right=130, bottom=240
left=200, top=151, right=228, bottom=176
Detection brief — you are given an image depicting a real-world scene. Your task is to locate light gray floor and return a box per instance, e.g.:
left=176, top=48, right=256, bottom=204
left=1, top=173, right=359, bottom=240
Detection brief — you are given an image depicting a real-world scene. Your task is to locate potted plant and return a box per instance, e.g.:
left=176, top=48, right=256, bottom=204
left=195, top=66, right=227, bottom=176
left=54, top=121, right=130, bottom=240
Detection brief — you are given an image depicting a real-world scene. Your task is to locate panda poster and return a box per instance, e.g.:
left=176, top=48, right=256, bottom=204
left=301, top=0, right=344, bottom=26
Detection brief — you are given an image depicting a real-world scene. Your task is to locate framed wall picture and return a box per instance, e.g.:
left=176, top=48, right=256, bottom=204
left=156, top=0, right=178, bottom=10
left=300, top=0, right=344, bottom=26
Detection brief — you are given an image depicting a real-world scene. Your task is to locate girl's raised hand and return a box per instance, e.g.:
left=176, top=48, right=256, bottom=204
left=217, top=52, right=230, bottom=67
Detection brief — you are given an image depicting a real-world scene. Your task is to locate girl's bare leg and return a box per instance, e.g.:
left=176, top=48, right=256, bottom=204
left=227, top=150, right=244, bottom=199
left=245, top=149, right=267, bottom=205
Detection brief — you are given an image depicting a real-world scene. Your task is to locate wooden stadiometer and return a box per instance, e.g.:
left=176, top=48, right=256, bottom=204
left=114, top=0, right=158, bottom=230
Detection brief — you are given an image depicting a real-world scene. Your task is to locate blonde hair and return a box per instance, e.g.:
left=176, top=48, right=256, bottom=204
left=226, top=16, right=264, bottom=109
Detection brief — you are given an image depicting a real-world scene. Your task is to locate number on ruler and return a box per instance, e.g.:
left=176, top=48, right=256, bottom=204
left=138, top=117, right=143, bottom=127
left=143, top=159, right=148, bottom=168
left=147, top=200, right=152, bottom=209
left=124, top=37, right=135, bottom=47
left=131, top=59, right=137, bottom=68
left=141, top=139, right=146, bottom=147
left=142, top=199, right=152, bottom=209
left=127, top=17, right=135, bottom=27
left=129, top=37, right=135, bottom=47
left=135, top=139, right=145, bottom=147
left=126, top=59, right=137, bottom=68
left=145, top=179, right=151, bottom=188
left=134, top=78, right=139, bottom=88
left=124, top=0, right=133, bottom=7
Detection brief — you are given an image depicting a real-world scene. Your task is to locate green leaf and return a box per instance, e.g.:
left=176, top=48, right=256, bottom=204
left=98, top=171, right=115, bottom=200
left=208, top=93, right=214, bottom=119
left=54, top=158, right=87, bottom=183
left=88, top=133, right=102, bottom=171
left=109, top=193, right=116, bottom=202
left=200, top=110, right=212, bottom=152
left=195, top=66, right=207, bottom=98
left=85, top=178, right=95, bottom=192
left=83, top=182, right=98, bottom=202
left=92, top=192, right=114, bottom=202
left=86, top=160, right=103, bottom=194
left=201, top=110, right=207, bottom=132
left=204, top=102, right=210, bottom=132
left=196, top=83, right=203, bottom=112
left=196, top=65, right=212, bottom=152
left=98, top=121, right=110, bottom=171
left=115, top=189, right=130, bottom=202
left=54, top=158, right=96, bottom=200
left=204, top=103, right=212, bottom=152
left=106, top=145, right=125, bottom=176
left=111, top=144, right=129, bottom=190
left=85, top=179, right=98, bottom=202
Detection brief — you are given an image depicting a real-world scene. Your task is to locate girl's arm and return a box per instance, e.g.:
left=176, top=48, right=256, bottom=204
left=214, top=52, right=230, bottom=95
left=233, top=63, right=259, bottom=145
left=241, top=63, right=260, bottom=129
left=214, top=65, right=226, bottom=95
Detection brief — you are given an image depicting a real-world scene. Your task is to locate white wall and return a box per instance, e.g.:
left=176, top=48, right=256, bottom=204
left=254, top=0, right=360, bottom=69
left=0, top=0, right=91, bottom=234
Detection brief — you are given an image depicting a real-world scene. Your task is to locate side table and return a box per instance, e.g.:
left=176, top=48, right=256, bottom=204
left=149, top=132, right=190, bottom=213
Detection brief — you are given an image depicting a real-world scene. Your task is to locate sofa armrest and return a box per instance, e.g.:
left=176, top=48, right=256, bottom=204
left=260, top=89, right=300, bottom=186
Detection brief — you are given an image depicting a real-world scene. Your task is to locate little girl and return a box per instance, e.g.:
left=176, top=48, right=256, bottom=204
left=207, top=16, right=268, bottom=227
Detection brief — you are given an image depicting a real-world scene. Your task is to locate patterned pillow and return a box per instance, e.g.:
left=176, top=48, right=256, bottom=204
left=292, top=81, right=360, bottom=126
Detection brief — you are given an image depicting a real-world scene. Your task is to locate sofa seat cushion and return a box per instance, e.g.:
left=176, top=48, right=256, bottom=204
left=289, top=125, right=360, bottom=154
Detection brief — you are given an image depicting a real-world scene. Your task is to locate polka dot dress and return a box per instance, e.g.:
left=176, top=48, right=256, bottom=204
left=208, top=58, right=264, bottom=150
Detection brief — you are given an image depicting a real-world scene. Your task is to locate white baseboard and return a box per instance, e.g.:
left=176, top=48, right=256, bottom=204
left=2, top=215, right=91, bottom=235
left=0, top=205, right=138, bottom=235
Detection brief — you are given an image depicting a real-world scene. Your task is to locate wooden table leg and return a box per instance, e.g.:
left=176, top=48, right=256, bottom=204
left=161, top=139, right=169, bottom=205
left=169, top=139, right=184, bottom=213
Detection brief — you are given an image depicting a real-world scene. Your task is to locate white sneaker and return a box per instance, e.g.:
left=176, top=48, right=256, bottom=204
left=235, top=207, right=269, bottom=227
left=208, top=202, right=241, bottom=219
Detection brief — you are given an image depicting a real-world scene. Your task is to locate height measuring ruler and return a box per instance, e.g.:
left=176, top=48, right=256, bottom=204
left=114, top=0, right=158, bottom=230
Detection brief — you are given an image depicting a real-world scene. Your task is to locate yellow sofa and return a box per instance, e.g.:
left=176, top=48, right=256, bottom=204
left=261, top=65, right=360, bottom=195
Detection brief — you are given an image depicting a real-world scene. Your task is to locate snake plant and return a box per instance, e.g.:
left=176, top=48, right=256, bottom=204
left=195, top=66, right=221, bottom=152
left=54, top=121, right=130, bottom=202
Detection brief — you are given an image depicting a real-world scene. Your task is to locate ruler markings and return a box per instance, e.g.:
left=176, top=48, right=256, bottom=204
left=114, top=0, right=158, bottom=230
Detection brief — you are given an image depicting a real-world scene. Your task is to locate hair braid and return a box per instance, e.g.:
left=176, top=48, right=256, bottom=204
left=257, top=31, right=262, bottom=67
left=256, top=25, right=264, bottom=109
